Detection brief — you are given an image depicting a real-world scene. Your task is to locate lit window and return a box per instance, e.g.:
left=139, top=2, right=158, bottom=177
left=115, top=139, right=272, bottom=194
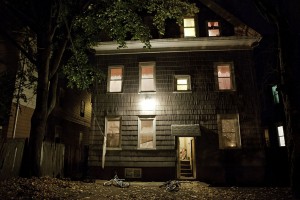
left=264, top=128, right=270, bottom=147
left=272, top=85, right=280, bottom=104
left=108, top=66, right=123, bottom=92
left=105, top=117, right=121, bottom=148
left=277, top=126, right=286, bottom=147
left=207, top=21, right=220, bottom=36
left=174, top=75, right=191, bottom=91
left=138, top=117, right=156, bottom=149
left=139, top=62, right=156, bottom=92
left=183, top=18, right=196, bottom=37
left=218, top=114, right=241, bottom=149
left=215, top=63, right=235, bottom=90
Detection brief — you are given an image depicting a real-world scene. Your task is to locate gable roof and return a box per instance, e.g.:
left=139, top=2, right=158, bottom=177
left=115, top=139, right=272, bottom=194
left=198, top=0, right=261, bottom=37
left=93, top=1, right=262, bottom=55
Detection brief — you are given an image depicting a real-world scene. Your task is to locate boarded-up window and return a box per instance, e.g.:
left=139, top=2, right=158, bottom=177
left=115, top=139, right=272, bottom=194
left=218, top=114, right=241, bottom=149
left=106, top=117, right=121, bottom=148
left=175, top=75, right=191, bottom=91
left=138, top=117, right=156, bottom=149
left=216, top=63, right=235, bottom=90
left=207, top=21, right=220, bottom=36
left=183, top=18, right=196, bottom=37
left=139, top=62, right=155, bottom=92
left=108, top=66, right=123, bottom=92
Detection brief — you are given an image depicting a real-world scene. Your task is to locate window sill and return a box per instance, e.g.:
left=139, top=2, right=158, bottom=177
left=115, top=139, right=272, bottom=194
left=173, top=90, right=192, bottom=93
left=107, top=147, right=122, bottom=151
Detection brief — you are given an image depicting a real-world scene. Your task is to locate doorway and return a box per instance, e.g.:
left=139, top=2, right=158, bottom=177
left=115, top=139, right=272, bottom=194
left=177, top=137, right=196, bottom=179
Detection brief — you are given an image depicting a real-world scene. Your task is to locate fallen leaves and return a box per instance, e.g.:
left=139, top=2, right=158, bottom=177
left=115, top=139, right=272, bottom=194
left=0, top=177, right=293, bottom=200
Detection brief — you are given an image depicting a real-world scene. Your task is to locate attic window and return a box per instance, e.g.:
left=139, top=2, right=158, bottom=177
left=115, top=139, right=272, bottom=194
left=183, top=17, right=196, bottom=37
left=207, top=21, right=220, bottom=36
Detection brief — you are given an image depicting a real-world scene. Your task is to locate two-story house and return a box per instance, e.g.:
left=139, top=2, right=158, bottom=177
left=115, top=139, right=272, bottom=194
left=88, top=0, right=265, bottom=185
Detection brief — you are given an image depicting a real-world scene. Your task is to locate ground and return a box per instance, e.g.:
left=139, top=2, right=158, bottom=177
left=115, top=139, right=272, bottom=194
left=0, top=177, right=294, bottom=200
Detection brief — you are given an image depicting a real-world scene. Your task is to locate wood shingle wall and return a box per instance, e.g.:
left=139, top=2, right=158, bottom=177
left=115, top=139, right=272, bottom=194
left=89, top=50, right=262, bottom=181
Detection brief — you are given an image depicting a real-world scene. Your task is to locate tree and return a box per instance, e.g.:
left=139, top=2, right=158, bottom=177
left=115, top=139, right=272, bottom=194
left=254, top=0, right=300, bottom=198
left=0, top=0, right=198, bottom=177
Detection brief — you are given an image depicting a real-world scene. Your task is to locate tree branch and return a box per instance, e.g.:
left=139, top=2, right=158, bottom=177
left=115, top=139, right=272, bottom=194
left=47, top=72, right=58, bottom=117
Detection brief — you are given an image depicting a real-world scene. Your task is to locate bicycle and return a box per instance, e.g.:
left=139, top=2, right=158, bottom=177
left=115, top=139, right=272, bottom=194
left=103, top=175, right=130, bottom=188
left=159, top=180, right=181, bottom=192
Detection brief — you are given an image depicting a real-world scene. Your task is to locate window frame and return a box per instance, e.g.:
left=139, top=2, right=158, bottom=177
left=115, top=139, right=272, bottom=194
left=138, top=117, right=156, bottom=150
left=277, top=125, right=286, bottom=147
left=217, top=114, right=241, bottom=149
left=107, top=65, right=124, bottom=93
left=214, top=62, right=236, bottom=91
left=105, top=116, right=122, bottom=150
left=272, top=85, right=280, bottom=104
left=207, top=20, right=221, bottom=37
left=182, top=17, right=196, bottom=38
left=174, top=75, right=191, bottom=92
left=139, top=62, right=156, bottom=93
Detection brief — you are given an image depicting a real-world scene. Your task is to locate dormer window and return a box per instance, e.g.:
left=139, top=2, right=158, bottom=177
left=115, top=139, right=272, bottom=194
left=183, top=17, right=196, bottom=37
left=207, top=21, right=220, bottom=36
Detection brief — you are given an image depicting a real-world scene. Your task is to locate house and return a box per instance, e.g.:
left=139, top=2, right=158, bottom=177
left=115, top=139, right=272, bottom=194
left=88, top=0, right=267, bottom=185
left=0, top=34, right=92, bottom=177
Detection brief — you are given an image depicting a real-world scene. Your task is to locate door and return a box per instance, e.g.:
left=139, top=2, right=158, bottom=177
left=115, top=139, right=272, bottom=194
left=178, top=137, right=196, bottom=179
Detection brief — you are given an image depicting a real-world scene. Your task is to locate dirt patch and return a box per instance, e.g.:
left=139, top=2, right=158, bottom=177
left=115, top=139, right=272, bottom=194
left=0, top=177, right=293, bottom=199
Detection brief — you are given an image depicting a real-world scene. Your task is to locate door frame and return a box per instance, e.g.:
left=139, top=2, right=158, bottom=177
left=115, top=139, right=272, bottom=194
left=177, top=136, right=196, bottom=179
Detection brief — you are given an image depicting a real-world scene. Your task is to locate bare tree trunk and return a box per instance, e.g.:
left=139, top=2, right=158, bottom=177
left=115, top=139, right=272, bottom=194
left=28, top=32, right=51, bottom=177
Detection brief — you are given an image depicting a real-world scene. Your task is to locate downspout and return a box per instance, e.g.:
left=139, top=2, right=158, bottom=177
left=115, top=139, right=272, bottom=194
left=12, top=60, right=25, bottom=138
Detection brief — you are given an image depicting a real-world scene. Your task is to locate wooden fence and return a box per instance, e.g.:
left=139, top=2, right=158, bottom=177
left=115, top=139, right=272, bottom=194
left=0, top=139, right=26, bottom=180
left=0, top=139, right=65, bottom=180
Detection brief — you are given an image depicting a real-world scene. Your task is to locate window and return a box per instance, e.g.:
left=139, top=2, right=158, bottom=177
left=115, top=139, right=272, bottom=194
left=183, top=17, right=196, bottom=37
left=277, top=125, right=286, bottom=147
left=80, top=100, right=85, bottom=117
left=139, top=62, right=156, bottom=92
left=174, top=75, right=191, bottom=91
left=218, top=114, right=241, bottom=149
left=215, top=63, right=235, bottom=90
left=108, top=66, right=123, bottom=92
left=207, top=21, right=220, bottom=36
left=105, top=117, right=121, bottom=148
left=272, top=85, right=280, bottom=104
left=264, top=128, right=270, bottom=147
left=138, top=117, right=156, bottom=149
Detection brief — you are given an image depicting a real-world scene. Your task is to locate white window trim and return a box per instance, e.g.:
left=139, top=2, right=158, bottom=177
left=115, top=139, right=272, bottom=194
left=139, top=62, right=156, bottom=93
left=214, top=62, right=236, bottom=91
left=138, top=117, right=156, bottom=150
left=105, top=116, right=122, bottom=150
left=217, top=114, right=241, bottom=149
left=107, top=65, right=124, bottom=93
left=183, top=17, right=196, bottom=38
left=174, top=75, right=192, bottom=92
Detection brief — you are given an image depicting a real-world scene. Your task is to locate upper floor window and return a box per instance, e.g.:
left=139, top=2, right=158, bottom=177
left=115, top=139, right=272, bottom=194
left=139, top=62, right=156, bottom=92
left=215, top=63, right=235, bottom=91
left=207, top=21, right=220, bottom=36
left=105, top=117, right=121, bottom=149
left=174, top=75, right=191, bottom=92
left=277, top=125, right=286, bottom=147
left=138, top=117, right=156, bottom=149
left=272, top=85, right=280, bottom=104
left=108, top=66, right=123, bottom=92
left=183, top=17, right=196, bottom=37
left=218, top=114, right=241, bottom=149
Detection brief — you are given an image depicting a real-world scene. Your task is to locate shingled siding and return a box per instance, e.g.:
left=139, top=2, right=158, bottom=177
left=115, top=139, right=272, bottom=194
left=89, top=50, right=262, bottom=180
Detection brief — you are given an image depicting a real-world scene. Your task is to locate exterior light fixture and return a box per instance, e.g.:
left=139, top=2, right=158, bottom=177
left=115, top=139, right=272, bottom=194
left=140, top=96, right=156, bottom=111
